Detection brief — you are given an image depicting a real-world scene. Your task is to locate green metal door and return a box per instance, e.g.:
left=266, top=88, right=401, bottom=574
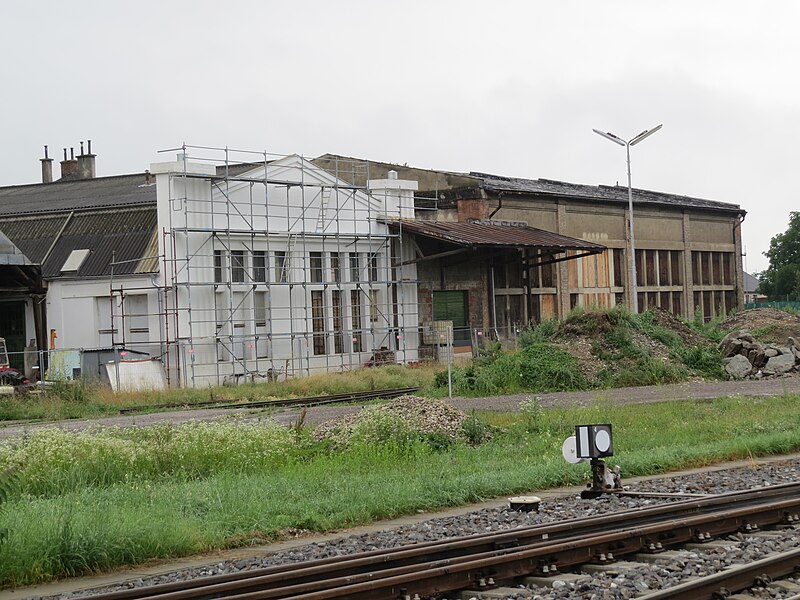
left=0, top=300, right=26, bottom=370
left=432, top=291, right=470, bottom=346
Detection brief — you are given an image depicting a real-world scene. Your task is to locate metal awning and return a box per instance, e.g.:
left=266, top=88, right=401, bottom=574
left=385, top=219, right=606, bottom=267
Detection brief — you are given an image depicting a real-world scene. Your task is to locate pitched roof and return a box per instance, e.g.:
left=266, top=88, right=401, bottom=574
left=472, top=173, right=744, bottom=214
left=744, top=272, right=761, bottom=293
left=0, top=173, right=156, bottom=216
left=385, top=219, right=605, bottom=252
left=0, top=206, right=158, bottom=278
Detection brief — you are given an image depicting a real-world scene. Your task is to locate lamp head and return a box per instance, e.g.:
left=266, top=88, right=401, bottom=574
left=592, top=129, right=626, bottom=146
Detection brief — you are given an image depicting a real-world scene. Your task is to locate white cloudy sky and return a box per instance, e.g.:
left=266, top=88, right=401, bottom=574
left=3, top=1, right=798, bottom=273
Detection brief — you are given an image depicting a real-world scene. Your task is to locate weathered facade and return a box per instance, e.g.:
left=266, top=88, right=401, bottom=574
left=0, top=145, right=746, bottom=386
left=318, top=155, right=747, bottom=341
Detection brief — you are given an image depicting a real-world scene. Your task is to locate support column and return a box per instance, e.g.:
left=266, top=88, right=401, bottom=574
left=556, top=201, right=571, bottom=318
left=682, top=212, right=694, bottom=319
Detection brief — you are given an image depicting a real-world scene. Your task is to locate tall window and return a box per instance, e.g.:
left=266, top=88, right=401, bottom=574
left=276, top=251, right=288, bottom=283
left=213, top=250, right=226, bottom=283
left=253, top=251, right=267, bottom=283
left=349, top=252, right=360, bottom=282
left=368, top=254, right=380, bottom=283
left=231, top=250, right=246, bottom=283
left=311, top=290, right=326, bottom=355
left=332, top=290, right=344, bottom=354
left=369, top=289, right=380, bottom=323
left=331, top=252, right=342, bottom=283
left=351, top=289, right=363, bottom=352
left=310, top=252, right=323, bottom=283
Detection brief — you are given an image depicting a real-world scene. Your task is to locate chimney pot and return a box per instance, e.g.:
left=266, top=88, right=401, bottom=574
left=77, top=140, right=96, bottom=179
left=40, top=145, right=54, bottom=183
left=60, top=146, right=79, bottom=179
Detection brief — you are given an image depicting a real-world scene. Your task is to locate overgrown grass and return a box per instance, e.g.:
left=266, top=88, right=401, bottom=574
left=0, top=364, right=437, bottom=423
left=438, top=307, right=727, bottom=396
left=436, top=342, right=590, bottom=396
left=2, top=394, right=800, bottom=587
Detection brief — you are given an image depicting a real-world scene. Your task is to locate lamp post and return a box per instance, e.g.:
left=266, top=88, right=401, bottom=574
left=592, top=124, right=662, bottom=314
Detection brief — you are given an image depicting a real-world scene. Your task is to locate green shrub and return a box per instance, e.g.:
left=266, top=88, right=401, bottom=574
left=519, top=397, right=544, bottom=433
left=677, top=345, right=725, bottom=379
left=518, top=319, right=559, bottom=347
left=461, top=410, right=492, bottom=445
left=0, top=468, right=16, bottom=543
left=443, top=343, right=589, bottom=396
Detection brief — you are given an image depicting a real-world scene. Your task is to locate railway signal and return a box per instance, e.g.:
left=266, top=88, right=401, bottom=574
left=563, top=424, right=622, bottom=498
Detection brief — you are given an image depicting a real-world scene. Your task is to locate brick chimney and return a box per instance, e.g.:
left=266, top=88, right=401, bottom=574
left=77, top=140, right=96, bottom=179
left=40, top=145, right=53, bottom=183
left=60, top=147, right=78, bottom=179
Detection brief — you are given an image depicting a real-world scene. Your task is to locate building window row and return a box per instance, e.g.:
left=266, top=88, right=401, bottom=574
left=213, top=249, right=384, bottom=285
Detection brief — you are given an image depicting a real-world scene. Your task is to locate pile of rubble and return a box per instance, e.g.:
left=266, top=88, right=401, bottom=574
left=312, top=396, right=468, bottom=445
left=718, top=330, right=800, bottom=379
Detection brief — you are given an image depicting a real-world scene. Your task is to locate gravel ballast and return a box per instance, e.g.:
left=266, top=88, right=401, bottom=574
left=25, top=457, right=799, bottom=600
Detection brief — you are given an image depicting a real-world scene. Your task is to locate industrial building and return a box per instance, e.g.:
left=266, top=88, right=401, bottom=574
left=0, top=144, right=746, bottom=387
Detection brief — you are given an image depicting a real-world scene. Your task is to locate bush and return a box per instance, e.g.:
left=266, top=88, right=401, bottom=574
left=0, top=468, right=16, bottom=543
left=519, top=397, right=544, bottom=433
left=442, top=343, right=589, bottom=396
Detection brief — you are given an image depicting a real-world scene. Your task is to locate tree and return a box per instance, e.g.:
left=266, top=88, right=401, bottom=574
left=758, top=211, right=800, bottom=299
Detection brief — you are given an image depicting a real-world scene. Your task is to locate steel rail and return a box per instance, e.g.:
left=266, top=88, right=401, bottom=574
left=637, top=546, right=800, bottom=599
left=84, top=483, right=800, bottom=600
left=264, top=496, right=800, bottom=600
left=119, top=387, right=420, bottom=414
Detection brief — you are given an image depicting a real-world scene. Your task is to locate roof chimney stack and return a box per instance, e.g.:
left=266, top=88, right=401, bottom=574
left=40, top=145, right=53, bottom=183
left=77, top=139, right=96, bottom=179
left=60, top=147, right=79, bottom=179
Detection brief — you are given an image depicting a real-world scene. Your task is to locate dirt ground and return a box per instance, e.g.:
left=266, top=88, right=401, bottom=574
left=720, top=307, right=800, bottom=345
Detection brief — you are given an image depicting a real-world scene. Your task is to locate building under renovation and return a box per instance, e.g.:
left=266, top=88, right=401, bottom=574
left=0, top=144, right=746, bottom=387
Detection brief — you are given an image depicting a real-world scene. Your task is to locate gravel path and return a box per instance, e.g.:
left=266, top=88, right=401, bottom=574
left=2, top=376, right=800, bottom=440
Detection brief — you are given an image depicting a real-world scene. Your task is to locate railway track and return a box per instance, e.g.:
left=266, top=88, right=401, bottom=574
left=118, top=387, right=420, bottom=414
left=83, top=482, right=800, bottom=600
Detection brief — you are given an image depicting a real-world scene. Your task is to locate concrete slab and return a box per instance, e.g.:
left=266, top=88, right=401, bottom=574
left=632, top=550, right=691, bottom=563
left=521, top=572, right=591, bottom=587
left=580, top=560, right=643, bottom=574
left=458, top=587, right=524, bottom=599
left=684, top=540, right=741, bottom=551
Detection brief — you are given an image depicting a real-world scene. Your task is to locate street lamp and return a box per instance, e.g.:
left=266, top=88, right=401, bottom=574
left=592, top=124, right=663, bottom=314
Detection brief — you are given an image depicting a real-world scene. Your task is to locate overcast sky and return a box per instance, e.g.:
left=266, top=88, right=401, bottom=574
left=3, top=1, right=797, bottom=273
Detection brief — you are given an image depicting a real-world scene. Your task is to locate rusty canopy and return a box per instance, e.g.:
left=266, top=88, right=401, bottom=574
left=386, top=219, right=606, bottom=266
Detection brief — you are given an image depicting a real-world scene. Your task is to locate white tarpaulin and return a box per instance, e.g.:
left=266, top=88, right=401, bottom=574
left=104, top=359, right=167, bottom=392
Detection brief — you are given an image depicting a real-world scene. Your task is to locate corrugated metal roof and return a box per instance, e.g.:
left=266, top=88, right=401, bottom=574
left=0, top=173, right=156, bottom=215
left=472, top=173, right=744, bottom=214
left=0, top=206, right=158, bottom=279
left=386, top=219, right=606, bottom=251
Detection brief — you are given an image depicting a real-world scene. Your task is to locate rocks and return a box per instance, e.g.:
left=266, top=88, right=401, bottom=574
left=724, top=354, right=753, bottom=379
left=718, top=330, right=800, bottom=379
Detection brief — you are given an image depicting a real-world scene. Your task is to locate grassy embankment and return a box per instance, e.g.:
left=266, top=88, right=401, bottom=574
left=2, top=393, right=800, bottom=588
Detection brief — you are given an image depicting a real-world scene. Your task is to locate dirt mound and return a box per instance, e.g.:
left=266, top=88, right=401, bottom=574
left=649, top=307, right=714, bottom=348
left=312, top=396, right=467, bottom=445
left=720, top=308, right=800, bottom=345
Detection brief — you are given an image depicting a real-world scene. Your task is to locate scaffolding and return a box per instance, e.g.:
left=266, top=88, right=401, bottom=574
left=109, top=144, right=421, bottom=388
